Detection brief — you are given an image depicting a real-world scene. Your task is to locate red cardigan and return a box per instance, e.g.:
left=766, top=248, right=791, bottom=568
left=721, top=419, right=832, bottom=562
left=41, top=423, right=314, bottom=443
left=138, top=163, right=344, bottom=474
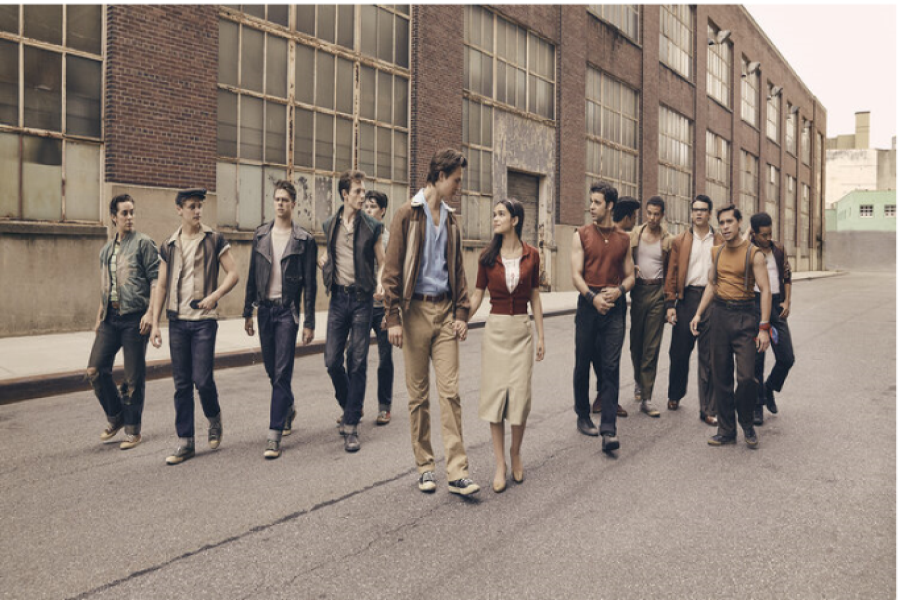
left=475, top=243, right=541, bottom=315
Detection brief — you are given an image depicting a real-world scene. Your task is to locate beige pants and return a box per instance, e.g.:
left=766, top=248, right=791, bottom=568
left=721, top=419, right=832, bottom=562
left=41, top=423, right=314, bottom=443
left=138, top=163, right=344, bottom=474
left=401, top=298, right=469, bottom=481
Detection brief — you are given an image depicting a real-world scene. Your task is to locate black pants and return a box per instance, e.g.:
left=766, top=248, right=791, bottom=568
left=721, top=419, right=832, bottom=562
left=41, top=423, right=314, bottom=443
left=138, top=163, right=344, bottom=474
left=710, top=299, right=760, bottom=438
left=755, top=293, right=795, bottom=404
left=258, top=302, right=299, bottom=432
left=169, top=319, right=220, bottom=439
left=573, top=295, right=625, bottom=435
left=370, top=305, right=393, bottom=410
left=667, top=286, right=716, bottom=416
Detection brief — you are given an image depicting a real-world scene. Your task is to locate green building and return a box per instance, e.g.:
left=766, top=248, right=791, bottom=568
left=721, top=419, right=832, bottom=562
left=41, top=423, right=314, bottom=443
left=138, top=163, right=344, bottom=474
left=825, top=190, right=896, bottom=232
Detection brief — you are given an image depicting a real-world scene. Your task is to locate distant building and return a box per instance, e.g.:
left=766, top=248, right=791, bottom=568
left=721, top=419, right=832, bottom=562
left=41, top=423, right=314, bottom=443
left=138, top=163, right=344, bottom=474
left=824, top=190, right=896, bottom=272
left=825, top=112, right=897, bottom=207
left=826, top=190, right=896, bottom=232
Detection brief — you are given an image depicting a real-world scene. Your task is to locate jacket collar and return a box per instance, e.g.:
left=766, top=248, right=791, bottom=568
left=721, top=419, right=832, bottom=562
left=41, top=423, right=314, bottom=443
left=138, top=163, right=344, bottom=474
left=411, top=188, right=455, bottom=213
left=255, top=220, right=310, bottom=241
left=166, top=223, right=213, bottom=246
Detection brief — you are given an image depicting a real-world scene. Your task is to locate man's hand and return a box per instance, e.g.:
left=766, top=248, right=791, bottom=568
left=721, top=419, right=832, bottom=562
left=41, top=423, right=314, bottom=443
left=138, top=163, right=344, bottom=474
left=592, top=293, right=612, bottom=315
left=197, top=294, right=218, bottom=311
left=317, top=253, right=327, bottom=269
left=244, top=317, right=255, bottom=336
left=666, top=307, right=677, bottom=325
left=139, top=312, right=153, bottom=335
left=599, top=286, right=620, bottom=303
left=388, top=325, right=403, bottom=348
left=756, top=329, right=770, bottom=353
left=301, top=327, right=314, bottom=345
left=779, top=301, right=791, bottom=319
left=150, top=325, right=163, bottom=348
left=690, top=314, right=702, bottom=336
left=454, top=320, right=468, bottom=341
left=374, top=284, right=384, bottom=302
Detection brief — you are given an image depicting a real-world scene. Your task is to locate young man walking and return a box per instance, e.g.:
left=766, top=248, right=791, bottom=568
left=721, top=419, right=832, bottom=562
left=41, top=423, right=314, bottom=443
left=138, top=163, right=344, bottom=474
left=320, top=171, right=385, bottom=453
left=691, top=205, right=771, bottom=448
left=150, top=189, right=240, bottom=465
left=363, top=190, right=393, bottom=426
left=748, top=212, right=794, bottom=425
left=664, top=194, right=723, bottom=425
left=243, top=180, right=317, bottom=459
left=87, top=194, right=159, bottom=450
left=571, top=182, right=635, bottom=453
left=382, top=148, right=480, bottom=496
left=629, top=196, right=674, bottom=418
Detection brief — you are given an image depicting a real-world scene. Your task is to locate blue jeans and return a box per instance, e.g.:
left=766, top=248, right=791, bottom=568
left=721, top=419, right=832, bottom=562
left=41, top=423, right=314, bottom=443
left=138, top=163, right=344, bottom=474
left=755, top=293, right=795, bottom=403
left=370, top=305, right=393, bottom=410
left=169, top=319, right=220, bottom=438
left=324, top=289, right=374, bottom=426
left=258, top=302, right=299, bottom=431
left=87, top=308, right=148, bottom=433
left=573, top=294, right=626, bottom=435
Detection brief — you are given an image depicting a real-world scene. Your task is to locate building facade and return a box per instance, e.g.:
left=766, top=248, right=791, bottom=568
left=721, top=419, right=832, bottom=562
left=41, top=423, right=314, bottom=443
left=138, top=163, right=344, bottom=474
left=825, top=111, right=896, bottom=207
left=0, top=5, right=827, bottom=337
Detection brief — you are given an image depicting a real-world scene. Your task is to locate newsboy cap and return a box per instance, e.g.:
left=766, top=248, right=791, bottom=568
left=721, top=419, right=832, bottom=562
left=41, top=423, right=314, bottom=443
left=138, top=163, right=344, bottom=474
left=176, top=188, right=207, bottom=204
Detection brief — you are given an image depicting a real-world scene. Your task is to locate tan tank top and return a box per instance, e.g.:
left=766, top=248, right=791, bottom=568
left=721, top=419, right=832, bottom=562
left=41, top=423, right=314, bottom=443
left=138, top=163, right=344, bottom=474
left=712, top=240, right=761, bottom=301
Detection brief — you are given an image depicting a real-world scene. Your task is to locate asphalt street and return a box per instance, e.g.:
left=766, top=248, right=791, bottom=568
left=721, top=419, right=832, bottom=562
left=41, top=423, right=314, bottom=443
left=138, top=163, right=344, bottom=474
left=0, top=272, right=894, bottom=600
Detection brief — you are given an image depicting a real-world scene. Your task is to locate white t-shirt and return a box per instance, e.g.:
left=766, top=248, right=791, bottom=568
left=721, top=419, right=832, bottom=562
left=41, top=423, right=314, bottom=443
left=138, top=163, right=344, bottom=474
left=177, top=230, right=211, bottom=320
left=753, top=250, right=781, bottom=295
left=266, top=227, right=291, bottom=300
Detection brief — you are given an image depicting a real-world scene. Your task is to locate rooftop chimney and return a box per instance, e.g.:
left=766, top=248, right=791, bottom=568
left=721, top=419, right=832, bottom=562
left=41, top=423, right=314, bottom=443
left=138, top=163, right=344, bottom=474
left=855, top=111, right=871, bottom=149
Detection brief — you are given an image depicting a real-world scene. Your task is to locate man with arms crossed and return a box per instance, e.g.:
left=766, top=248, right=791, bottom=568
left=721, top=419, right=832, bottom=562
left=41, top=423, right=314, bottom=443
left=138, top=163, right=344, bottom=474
left=691, top=205, right=771, bottom=448
left=572, top=182, right=635, bottom=453
left=382, top=148, right=479, bottom=496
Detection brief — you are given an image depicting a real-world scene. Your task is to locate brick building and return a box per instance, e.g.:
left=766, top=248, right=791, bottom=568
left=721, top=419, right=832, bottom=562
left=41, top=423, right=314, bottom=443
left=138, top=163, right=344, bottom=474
left=0, top=5, right=826, bottom=336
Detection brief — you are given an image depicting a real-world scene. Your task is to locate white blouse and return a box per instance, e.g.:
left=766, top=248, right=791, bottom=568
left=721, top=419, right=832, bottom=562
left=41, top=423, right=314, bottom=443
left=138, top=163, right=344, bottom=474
left=502, top=256, right=522, bottom=294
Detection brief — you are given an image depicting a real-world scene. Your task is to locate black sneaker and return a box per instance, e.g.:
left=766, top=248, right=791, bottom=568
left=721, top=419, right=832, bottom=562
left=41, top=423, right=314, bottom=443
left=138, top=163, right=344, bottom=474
left=100, top=418, right=123, bottom=441
left=753, top=408, right=764, bottom=426
left=601, top=433, right=620, bottom=452
left=282, top=406, right=297, bottom=437
left=264, top=439, right=282, bottom=459
left=208, top=416, right=222, bottom=450
left=765, top=386, right=779, bottom=414
left=418, top=471, right=437, bottom=493
left=448, top=478, right=480, bottom=496
left=744, top=428, right=759, bottom=449
left=577, top=417, right=599, bottom=437
left=166, top=444, right=195, bottom=465
left=708, top=434, right=737, bottom=446
left=343, top=425, right=360, bottom=453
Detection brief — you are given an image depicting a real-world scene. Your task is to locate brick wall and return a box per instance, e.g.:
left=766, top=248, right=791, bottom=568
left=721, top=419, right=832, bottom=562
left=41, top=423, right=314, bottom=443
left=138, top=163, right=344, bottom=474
left=105, top=5, right=217, bottom=191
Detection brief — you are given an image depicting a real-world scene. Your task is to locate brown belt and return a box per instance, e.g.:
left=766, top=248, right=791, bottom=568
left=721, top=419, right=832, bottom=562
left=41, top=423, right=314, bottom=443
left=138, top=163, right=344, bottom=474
left=412, top=292, right=449, bottom=303
left=636, top=278, right=664, bottom=286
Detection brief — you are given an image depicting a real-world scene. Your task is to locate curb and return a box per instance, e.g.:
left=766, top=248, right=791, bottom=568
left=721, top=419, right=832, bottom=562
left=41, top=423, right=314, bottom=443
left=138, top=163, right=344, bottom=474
left=0, top=307, right=578, bottom=406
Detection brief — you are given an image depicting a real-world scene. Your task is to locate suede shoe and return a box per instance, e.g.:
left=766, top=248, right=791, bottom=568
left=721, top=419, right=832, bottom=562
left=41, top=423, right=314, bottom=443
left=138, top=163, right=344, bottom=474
left=264, top=439, right=282, bottom=459
left=100, top=419, right=123, bottom=441
left=601, top=433, right=620, bottom=452
left=640, top=400, right=661, bottom=417
left=343, top=425, right=360, bottom=453
left=744, top=428, right=759, bottom=449
left=166, top=444, right=195, bottom=465
left=418, top=471, right=437, bottom=493
left=119, top=434, right=142, bottom=450
left=577, top=417, right=599, bottom=437
left=700, top=412, right=718, bottom=426
left=208, top=416, right=222, bottom=450
left=448, top=478, right=480, bottom=496
left=617, top=404, right=628, bottom=417
left=765, top=386, right=779, bottom=414
left=282, top=406, right=297, bottom=437
left=667, top=399, right=680, bottom=411
left=753, top=408, right=764, bottom=426
left=376, top=410, right=391, bottom=425
left=707, top=434, right=737, bottom=446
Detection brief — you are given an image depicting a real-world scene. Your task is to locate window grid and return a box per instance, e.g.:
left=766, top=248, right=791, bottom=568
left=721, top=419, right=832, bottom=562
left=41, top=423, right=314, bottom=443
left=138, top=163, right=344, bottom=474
left=741, top=57, right=759, bottom=127
left=885, top=205, right=896, bottom=217
left=705, top=130, right=730, bottom=207
left=800, top=118, right=811, bottom=165
left=859, top=205, right=874, bottom=218
left=585, top=67, right=640, bottom=223
left=739, top=150, right=758, bottom=219
left=217, top=7, right=410, bottom=230
left=707, top=22, right=730, bottom=108
left=658, top=105, right=693, bottom=234
left=587, top=5, right=640, bottom=43
left=659, top=5, right=693, bottom=81
left=786, top=105, right=796, bottom=155
left=766, top=164, right=780, bottom=240
left=784, top=175, right=796, bottom=252
left=0, top=5, right=104, bottom=223
left=463, top=6, right=556, bottom=120
left=766, top=83, right=780, bottom=142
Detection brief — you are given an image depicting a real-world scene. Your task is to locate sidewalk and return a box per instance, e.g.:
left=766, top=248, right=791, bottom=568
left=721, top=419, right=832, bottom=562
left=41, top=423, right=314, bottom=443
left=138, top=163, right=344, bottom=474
left=0, top=271, right=843, bottom=403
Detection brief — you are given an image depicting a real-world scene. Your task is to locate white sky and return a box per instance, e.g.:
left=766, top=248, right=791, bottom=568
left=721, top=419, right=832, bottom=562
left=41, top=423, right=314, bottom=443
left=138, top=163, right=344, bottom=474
left=745, top=4, right=897, bottom=149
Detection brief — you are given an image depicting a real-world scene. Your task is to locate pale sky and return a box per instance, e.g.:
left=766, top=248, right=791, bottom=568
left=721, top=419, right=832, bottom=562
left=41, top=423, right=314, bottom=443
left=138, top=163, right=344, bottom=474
left=746, top=4, right=897, bottom=150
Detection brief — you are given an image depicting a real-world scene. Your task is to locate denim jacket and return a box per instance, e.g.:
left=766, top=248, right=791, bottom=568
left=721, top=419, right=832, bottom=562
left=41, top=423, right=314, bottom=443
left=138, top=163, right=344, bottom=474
left=242, top=221, right=318, bottom=329
left=99, top=231, right=160, bottom=321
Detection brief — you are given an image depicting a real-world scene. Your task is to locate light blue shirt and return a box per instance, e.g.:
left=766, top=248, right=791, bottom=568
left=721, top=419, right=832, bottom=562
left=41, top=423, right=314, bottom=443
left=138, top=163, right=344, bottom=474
left=412, top=189, right=450, bottom=295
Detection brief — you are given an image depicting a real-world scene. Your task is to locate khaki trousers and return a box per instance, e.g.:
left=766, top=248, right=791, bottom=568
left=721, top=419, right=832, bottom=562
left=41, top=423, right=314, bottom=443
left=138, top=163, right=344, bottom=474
left=401, top=298, right=469, bottom=481
left=629, top=283, right=666, bottom=401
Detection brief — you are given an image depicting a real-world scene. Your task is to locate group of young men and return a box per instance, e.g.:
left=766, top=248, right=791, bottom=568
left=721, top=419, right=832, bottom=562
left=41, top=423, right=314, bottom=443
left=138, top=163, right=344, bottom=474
left=571, top=183, right=796, bottom=451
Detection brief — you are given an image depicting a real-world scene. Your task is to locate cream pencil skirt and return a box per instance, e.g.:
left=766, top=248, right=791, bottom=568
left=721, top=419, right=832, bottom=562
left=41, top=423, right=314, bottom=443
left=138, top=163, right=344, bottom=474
left=479, top=313, right=533, bottom=425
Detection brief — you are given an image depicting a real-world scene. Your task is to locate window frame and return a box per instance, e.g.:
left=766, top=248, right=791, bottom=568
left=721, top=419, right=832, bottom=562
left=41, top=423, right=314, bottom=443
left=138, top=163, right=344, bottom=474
left=766, top=82, right=780, bottom=143
left=587, top=5, right=641, bottom=44
left=741, top=56, right=759, bottom=127
left=706, top=21, right=731, bottom=108
left=659, top=5, right=693, bottom=81
left=658, top=104, right=693, bottom=234
left=705, top=130, right=730, bottom=207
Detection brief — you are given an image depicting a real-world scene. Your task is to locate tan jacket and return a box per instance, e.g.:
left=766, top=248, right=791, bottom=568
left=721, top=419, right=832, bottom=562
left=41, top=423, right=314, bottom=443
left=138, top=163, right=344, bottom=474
left=381, top=191, right=470, bottom=328
left=629, top=223, right=674, bottom=282
left=664, top=226, right=724, bottom=309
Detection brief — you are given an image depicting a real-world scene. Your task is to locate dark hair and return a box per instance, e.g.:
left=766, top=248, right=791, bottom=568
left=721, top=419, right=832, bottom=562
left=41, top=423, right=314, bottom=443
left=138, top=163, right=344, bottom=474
left=338, top=170, right=366, bottom=200
left=109, top=194, right=134, bottom=216
left=693, top=194, right=713, bottom=212
left=426, top=148, right=468, bottom=185
left=274, top=180, right=297, bottom=202
left=479, top=198, right=525, bottom=267
left=365, top=190, right=388, bottom=211
left=613, top=196, right=640, bottom=223
left=717, top=204, right=742, bottom=222
left=750, top=211, right=773, bottom=233
left=647, top=195, right=666, bottom=214
left=589, top=181, right=618, bottom=206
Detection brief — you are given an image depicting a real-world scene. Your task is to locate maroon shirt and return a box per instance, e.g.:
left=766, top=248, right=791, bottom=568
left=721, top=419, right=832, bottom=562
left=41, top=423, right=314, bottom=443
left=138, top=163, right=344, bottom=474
left=475, top=243, right=541, bottom=315
left=578, top=224, right=629, bottom=288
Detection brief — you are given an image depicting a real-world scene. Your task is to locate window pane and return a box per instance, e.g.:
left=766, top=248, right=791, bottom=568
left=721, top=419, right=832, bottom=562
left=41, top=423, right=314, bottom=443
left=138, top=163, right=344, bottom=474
left=217, top=161, right=238, bottom=227
left=240, top=95, right=263, bottom=160
left=24, top=5, right=62, bottom=45
left=237, top=163, right=263, bottom=229
left=295, top=44, right=314, bottom=105
left=360, top=5, right=376, bottom=58
left=394, top=130, right=407, bottom=182
left=265, top=35, right=287, bottom=98
left=66, top=5, right=101, bottom=54
left=335, top=116, right=352, bottom=172
left=359, top=121, right=374, bottom=174
left=337, top=4, right=354, bottom=49
left=218, top=91, right=237, bottom=157
left=336, top=56, right=353, bottom=115
left=267, top=5, right=289, bottom=27
left=377, top=70, right=392, bottom=123
left=395, top=15, right=409, bottom=68
left=394, top=77, right=408, bottom=127
left=0, top=133, right=18, bottom=218
left=22, top=136, right=62, bottom=221
left=0, top=40, right=17, bottom=126
left=265, top=101, right=285, bottom=164
left=242, top=4, right=265, bottom=19
left=24, top=46, right=61, bottom=131
left=293, top=106, right=313, bottom=167
left=66, top=56, right=101, bottom=138
left=317, top=5, right=335, bottom=43
left=315, top=51, right=334, bottom=109
left=315, top=112, right=333, bottom=171
left=263, top=166, right=286, bottom=222
left=377, top=126, right=391, bottom=179
left=0, top=5, right=18, bottom=34
left=377, top=8, right=393, bottom=63
left=219, top=19, right=239, bottom=87
left=64, top=141, right=100, bottom=221
left=241, top=26, right=264, bottom=92
left=295, top=4, right=315, bottom=35
left=482, top=104, right=492, bottom=146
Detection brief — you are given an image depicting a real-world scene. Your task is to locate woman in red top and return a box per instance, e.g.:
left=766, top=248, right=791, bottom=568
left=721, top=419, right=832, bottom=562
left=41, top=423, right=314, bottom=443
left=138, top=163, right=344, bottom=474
left=469, top=198, right=545, bottom=493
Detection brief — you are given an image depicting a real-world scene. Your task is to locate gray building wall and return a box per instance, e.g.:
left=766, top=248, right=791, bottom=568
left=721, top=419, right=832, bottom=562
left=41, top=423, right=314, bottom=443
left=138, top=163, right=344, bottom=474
left=824, top=231, right=896, bottom=272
